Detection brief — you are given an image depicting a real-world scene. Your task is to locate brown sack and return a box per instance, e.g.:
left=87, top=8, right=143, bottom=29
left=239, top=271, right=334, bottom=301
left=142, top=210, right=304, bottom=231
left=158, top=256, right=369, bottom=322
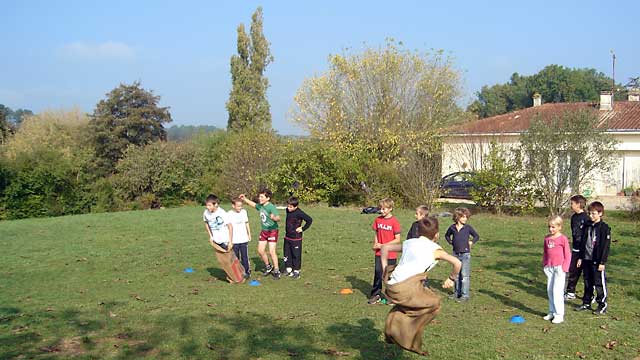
left=383, top=270, right=441, bottom=356
left=214, top=250, right=245, bottom=284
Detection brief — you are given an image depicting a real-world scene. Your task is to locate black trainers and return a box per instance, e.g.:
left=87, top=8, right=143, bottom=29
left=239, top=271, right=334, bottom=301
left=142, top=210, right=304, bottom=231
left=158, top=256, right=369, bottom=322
left=262, top=264, right=273, bottom=276
left=292, top=271, right=300, bottom=280
left=593, top=307, right=607, bottom=315
left=271, top=269, right=282, bottom=279
left=575, top=304, right=592, bottom=312
left=367, top=294, right=381, bottom=305
left=285, top=270, right=294, bottom=277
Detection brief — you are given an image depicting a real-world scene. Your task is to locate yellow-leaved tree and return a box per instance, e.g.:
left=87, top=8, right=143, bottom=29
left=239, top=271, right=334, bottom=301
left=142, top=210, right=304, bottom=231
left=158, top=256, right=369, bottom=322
left=291, top=41, right=463, bottom=207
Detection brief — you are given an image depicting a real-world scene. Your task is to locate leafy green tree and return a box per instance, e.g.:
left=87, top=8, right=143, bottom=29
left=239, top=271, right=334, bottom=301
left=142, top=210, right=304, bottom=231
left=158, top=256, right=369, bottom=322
left=226, top=7, right=273, bottom=131
left=519, top=110, right=618, bottom=215
left=469, top=65, right=623, bottom=118
left=89, top=82, right=172, bottom=174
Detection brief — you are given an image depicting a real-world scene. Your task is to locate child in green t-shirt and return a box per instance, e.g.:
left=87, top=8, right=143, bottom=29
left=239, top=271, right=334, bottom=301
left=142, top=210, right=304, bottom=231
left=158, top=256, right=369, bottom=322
left=239, top=189, right=282, bottom=279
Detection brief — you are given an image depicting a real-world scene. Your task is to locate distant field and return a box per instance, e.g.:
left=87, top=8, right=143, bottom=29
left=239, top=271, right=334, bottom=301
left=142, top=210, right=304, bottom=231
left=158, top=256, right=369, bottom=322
left=1, top=205, right=639, bottom=359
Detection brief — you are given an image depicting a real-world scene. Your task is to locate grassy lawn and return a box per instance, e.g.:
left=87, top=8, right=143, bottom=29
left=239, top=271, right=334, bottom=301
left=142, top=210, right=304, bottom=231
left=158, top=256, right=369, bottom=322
left=1, top=205, right=639, bottom=359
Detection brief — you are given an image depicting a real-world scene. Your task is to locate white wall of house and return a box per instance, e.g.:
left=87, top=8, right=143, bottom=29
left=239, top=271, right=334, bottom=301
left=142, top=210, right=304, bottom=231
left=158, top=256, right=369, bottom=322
left=442, top=132, right=640, bottom=196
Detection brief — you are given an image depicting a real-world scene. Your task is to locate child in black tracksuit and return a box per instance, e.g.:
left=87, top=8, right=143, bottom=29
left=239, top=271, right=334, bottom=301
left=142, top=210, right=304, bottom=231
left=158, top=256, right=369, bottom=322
left=575, top=201, right=611, bottom=315
left=284, top=196, right=313, bottom=279
left=564, top=195, right=590, bottom=300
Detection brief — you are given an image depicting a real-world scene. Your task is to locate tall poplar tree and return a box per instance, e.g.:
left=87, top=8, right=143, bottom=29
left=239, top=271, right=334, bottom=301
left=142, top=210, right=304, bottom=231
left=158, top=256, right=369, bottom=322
left=226, top=7, right=273, bottom=131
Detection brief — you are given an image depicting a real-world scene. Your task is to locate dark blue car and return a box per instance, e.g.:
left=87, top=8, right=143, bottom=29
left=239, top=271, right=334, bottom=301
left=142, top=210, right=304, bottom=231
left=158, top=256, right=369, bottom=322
left=439, top=172, right=475, bottom=199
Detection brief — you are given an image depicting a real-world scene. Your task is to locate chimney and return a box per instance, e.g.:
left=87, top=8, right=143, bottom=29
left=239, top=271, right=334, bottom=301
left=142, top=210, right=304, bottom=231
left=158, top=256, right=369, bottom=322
left=599, top=91, right=613, bottom=110
left=629, top=89, right=640, bottom=102
left=532, top=93, right=542, bottom=107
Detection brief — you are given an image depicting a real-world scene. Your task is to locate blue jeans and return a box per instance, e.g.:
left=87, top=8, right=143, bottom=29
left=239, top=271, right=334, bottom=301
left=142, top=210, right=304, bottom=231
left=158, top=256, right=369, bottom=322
left=455, top=252, right=471, bottom=298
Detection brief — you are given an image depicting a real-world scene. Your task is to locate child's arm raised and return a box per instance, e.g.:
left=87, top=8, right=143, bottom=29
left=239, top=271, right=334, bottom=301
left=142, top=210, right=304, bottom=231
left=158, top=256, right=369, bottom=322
left=434, top=248, right=462, bottom=289
left=239, top=194, right=257, bottom=208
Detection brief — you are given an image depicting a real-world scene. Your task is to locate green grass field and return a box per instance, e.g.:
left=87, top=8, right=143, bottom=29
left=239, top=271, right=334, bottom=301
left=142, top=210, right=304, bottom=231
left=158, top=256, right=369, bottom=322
left=1, top=205, right=639, bottom=359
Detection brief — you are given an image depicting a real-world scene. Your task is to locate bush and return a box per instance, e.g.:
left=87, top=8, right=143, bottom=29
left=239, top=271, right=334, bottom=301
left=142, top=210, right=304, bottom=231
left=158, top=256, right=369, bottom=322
left=262, top=139, right=367, bottom=205
left=470, top=144, right=535, bottom=215
left=212, top=129, right=281, bottom=200
left=112, top=141, right=208, bottom=208
left=0, top=110, right=93, bottom=219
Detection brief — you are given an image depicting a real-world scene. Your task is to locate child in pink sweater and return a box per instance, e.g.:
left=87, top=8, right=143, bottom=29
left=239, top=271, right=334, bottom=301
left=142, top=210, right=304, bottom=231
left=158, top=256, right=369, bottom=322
left=542, top=215, right=571, bottom=324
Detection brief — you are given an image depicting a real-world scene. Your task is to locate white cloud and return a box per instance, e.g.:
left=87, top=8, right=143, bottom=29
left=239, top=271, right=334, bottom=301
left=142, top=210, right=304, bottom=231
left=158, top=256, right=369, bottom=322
left=59, top=41, right=135, bottom=61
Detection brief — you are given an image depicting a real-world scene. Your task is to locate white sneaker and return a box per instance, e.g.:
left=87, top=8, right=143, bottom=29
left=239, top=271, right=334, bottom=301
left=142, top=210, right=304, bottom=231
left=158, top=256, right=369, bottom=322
left=542, top=314, right=554, bottom=321
left=551, top=316, right=564, bottom=324
left=564, top=293, right=576, bottom=301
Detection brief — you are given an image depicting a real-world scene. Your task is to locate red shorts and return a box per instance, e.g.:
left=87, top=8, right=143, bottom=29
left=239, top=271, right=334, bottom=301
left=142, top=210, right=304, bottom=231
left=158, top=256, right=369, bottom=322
left=259, top=229, right=279, bottom=243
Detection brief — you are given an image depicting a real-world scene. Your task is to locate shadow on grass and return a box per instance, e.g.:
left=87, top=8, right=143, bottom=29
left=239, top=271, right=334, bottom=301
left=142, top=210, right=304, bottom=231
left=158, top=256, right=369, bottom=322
left=479, top=289, right=545, bottom=317
left=0, top=306, right=107, bottom=359
left=326, top=318, right=407, bottom=360
left=206, top=267, right=229, bottom=281
left=497, top=271, right=547, bottom=299
left=201, top=312, right=325, bottom=359
left=345, top=275, right=371, bottom=298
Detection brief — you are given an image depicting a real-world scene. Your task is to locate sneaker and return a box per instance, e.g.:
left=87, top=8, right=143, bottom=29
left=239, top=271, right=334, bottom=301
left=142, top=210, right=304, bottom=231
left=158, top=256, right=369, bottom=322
left=564, top=293, right=576, bottom=301
left=448, top=294, right=459, bottom=300
left=285, top=270, right=294, bottom=277
left=243, top=272, right=251, bottom=279
left=542, top=314, right=554, bottom=321
left=456, top=297, right=470, bottom=303
left=551, top=316, right=564, bottom=324
left=292, top=271, right=300, bottom=280
left=575, top=304, right=592, bottom=312
left=592, top=307, right=607, bottom=315
left=367, top=294, right=381, bottom=305
left=271, top=269, right=281, bottom=279
left=262, top=264, right=273, bottom=276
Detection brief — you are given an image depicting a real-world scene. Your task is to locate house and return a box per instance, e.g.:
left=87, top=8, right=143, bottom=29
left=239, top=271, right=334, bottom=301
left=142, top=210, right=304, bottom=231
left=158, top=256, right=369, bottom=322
left=442, top=91, right=640, bottom=196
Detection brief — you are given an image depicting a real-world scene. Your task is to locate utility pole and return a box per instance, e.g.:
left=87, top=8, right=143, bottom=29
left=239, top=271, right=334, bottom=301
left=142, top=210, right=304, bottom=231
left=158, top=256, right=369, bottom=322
left=610, top=50, right=616, bottom=94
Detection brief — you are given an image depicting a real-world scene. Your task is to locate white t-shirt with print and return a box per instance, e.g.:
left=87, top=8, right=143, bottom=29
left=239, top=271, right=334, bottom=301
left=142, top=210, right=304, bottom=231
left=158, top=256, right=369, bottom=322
left=203, top=208, right=230, bottom=244
left=226, top=208, right=250, bottom=244
left=388, top=237, right=441, bottom=285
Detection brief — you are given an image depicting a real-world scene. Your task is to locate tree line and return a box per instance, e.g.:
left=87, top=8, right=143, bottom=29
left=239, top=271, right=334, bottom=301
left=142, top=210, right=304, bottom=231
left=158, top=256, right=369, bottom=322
left=0, top=7, right=622, bottom=219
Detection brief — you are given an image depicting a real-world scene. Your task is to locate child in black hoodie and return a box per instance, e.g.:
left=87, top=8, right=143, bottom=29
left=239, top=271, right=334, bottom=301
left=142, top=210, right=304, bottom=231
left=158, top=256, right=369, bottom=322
left=284, top=196, right=313, bottom=279
left=575, top=201, right=611, bottom=315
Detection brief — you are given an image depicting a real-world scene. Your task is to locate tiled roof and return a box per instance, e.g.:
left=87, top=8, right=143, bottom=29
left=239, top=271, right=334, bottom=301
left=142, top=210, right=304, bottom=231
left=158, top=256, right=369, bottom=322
left=450, top=101, right=640, bottom=134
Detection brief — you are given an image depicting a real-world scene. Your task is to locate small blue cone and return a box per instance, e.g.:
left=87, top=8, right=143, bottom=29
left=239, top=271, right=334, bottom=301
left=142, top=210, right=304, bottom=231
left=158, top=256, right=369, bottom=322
left=184, top=267, right=194, bottom=273
left=510, top=315, right=525, bottom=324
left=249, top=280, right=261, bottom=286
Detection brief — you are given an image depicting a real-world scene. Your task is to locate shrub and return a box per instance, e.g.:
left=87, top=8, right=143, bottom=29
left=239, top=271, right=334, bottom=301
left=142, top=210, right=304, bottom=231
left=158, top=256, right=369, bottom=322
left=0, top=110, right=93, bottom=219
left=112, top=141, right=208, bottom=208
left=262, top=138, right=367, bottom=205
left=470, top=144, right=535, bottom=215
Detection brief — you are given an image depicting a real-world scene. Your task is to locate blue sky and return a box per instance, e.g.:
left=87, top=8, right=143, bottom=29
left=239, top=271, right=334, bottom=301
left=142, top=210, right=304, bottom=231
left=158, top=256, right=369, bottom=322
left=1, top=0, right=638, bottom=135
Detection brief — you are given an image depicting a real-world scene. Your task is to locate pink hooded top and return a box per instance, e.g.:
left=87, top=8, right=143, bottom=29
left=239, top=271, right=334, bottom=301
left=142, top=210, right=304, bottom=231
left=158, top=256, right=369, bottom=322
left=543, top=234, right=571, bottom=272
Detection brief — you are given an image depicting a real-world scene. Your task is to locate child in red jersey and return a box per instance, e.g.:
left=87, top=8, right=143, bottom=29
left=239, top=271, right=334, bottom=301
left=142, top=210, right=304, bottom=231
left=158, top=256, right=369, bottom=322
left=368, top=198, right=401, bottom=304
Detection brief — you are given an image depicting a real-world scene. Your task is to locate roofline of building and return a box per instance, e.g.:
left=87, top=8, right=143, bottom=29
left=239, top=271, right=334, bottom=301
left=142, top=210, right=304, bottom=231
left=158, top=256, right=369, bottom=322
left=443, top=130, right=640, bottom=137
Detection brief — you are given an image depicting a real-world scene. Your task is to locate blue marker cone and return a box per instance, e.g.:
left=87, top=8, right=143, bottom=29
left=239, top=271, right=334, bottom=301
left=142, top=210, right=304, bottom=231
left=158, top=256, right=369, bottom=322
left=184, top=267, right=194, bottom=273
left=510, top=315, right=525, bottom=324
left=249, top=279, right=261, bottom=286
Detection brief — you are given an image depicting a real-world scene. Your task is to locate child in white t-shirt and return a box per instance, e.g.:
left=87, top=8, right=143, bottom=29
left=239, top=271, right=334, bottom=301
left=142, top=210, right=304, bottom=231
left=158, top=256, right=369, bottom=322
left=379, top=217, right=461, bottom=356
left=227, top=197, right=252, bottom=278
left=203, top=194, right=233, bottom=252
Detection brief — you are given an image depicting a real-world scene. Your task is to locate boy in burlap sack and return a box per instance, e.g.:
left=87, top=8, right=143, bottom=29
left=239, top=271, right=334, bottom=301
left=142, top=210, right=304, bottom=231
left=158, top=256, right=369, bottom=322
left=380, top=217, right=461, bottom=356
